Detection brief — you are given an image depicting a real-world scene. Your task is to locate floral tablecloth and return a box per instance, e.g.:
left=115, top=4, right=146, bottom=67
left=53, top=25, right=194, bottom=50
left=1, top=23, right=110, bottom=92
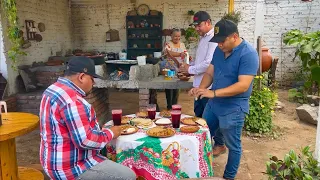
left=103, top=113, right=214, bottom=180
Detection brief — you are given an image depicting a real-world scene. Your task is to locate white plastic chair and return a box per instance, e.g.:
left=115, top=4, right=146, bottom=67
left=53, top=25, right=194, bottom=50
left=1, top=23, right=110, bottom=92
left=0, top=101, right=7, bottom=113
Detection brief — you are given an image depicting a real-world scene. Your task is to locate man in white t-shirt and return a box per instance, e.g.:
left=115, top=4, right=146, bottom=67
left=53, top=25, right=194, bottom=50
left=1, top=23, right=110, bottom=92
left=179, top=11, right=218, bottom=117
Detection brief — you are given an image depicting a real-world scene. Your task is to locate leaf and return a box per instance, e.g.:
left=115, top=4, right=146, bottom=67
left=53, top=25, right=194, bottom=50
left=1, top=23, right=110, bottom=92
left=311, top=65, right=320, bottom=82
left=314, top=40, right=320, bottom=52
left=301, top=41, right=314, bottom=53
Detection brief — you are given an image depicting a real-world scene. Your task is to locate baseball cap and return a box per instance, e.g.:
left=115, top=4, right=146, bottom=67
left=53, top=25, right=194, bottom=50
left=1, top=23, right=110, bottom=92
left=66, top=56, right=105, bottom=79
left=210, top=19, right=238, bottom=43
left=189, top=11, right=211, bottom=26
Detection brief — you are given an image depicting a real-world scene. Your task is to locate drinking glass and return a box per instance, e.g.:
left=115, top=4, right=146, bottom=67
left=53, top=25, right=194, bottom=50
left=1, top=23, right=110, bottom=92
left=112, top=109, right=122, bottom=126
left=171, top=110, right=181, bottom=128
left=147, top=104, right=156, bottom=120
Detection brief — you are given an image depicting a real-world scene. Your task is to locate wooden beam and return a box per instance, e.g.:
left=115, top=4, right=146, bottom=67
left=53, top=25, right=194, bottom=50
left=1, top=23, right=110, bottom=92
left=228, top=0, right=234, bottom=13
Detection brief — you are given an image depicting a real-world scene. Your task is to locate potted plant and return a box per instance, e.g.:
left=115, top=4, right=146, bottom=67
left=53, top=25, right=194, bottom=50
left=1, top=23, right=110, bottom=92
left=187, top=10, right=195, bottom=24
left=221, top=11, right=242, bottom=25
left=184, top=27, right=199, bottom=48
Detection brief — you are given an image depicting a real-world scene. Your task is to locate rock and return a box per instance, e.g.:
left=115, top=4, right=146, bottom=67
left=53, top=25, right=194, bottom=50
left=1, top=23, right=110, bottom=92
left=275, top=100, right=284, bottom=110
left=307, top=95, right=320, bottom=106
left=296, top=104, right=318, bottom=125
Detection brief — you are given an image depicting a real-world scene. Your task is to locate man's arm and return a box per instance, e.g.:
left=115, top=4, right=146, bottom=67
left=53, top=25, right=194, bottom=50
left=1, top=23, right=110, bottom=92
left=214, top=75, right=254, bottom=97
left=188, top=42, right=217, bottom=75
left=62, top=100, right=114, bottom=150
left=199, top=64, right=214, bottom=89
left=196, top=51, right=259, bottom=99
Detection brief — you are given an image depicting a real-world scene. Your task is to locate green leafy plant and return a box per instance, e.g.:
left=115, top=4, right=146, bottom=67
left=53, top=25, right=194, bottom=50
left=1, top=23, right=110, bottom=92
left=187, top=10, right=195, bottom=16
left=265, top=146, right=320, bottom=179
left=283, top=30, right=320, bottom=95
left=245, top=75, right=278, bottom=134
left=288, top=88, right=305, bottom=103
left=184, top=27, right=199, bottom=48
left=1, top=0, right=27, bottom=70
left=221, top=11, right=242, bottom=25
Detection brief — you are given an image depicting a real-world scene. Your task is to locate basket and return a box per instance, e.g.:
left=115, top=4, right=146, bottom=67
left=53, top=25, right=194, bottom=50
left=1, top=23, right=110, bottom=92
left=162, top=142, right=180, bottom=167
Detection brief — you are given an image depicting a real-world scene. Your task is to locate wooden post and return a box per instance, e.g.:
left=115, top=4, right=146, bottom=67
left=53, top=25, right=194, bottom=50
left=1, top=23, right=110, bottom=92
left=257, top=36, right=262, bottom=90
left=315, top=104, right=320, bottom=163
left=228, top=0, right=234, bottom=13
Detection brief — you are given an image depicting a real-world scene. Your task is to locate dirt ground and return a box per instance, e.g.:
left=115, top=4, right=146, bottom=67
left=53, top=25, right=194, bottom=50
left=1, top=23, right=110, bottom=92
left=16, top=89, right=317, bottom=180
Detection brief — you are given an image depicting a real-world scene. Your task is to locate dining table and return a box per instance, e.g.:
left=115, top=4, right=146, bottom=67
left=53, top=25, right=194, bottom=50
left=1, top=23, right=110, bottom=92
left=0, top=112, right=44, bottom=180
left=102, top=112, right=214, bottom=180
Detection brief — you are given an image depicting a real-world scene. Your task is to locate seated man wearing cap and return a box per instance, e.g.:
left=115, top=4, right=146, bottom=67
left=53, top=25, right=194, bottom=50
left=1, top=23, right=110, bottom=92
left=39, top=56, right=136, bottom=180
left=189, top=19, right=259, bottom=179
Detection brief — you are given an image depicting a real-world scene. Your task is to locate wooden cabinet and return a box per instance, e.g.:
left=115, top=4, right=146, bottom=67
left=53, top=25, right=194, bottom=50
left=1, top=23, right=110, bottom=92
left=126, top=13, right=163, bottom=60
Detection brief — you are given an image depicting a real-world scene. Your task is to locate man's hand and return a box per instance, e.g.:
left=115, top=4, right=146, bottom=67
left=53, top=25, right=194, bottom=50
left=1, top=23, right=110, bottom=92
left=196, top=89, right=215, bottom=99
left=109, top=126, right=121, bottom=139
left=179, top=63, right=190, bottom=74
left=188, top=88, right=199, bottom=97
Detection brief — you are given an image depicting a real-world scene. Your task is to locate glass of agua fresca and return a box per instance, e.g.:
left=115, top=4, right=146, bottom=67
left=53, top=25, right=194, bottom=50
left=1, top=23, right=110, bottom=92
left=112, top=109, right=122, bottom=126
left=147, top=104, right=156, bottom=120
left=172, top=104, right=182, bottom=111
left=170, top=110, right=181, bottom=128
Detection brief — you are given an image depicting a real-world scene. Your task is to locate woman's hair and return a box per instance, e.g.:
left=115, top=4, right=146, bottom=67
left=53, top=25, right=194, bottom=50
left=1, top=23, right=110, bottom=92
left=171, top=28, right=181, bottom=35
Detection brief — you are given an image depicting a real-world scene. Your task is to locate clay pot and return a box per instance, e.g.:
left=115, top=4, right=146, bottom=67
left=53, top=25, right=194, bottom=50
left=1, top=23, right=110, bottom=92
left=261, top=47, right=272, bottom=72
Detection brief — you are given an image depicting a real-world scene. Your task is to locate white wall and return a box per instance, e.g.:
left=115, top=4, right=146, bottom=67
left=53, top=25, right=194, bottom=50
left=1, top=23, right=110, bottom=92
left=16, top=0, right=73, bottom=65
left=70, top=0, right=258, bottom=52
left=0, top=0, right=73, bottom=95
left=262, top=0, right=320, bottom=84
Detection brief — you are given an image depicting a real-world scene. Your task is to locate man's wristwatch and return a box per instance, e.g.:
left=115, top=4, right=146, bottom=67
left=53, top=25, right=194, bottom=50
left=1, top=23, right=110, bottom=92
left=213, top=90, right=216, bottom=98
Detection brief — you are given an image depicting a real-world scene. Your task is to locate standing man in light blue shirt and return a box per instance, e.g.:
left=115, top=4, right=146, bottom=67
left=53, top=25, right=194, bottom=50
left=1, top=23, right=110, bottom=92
left=179, top=11, right=218, bottom=117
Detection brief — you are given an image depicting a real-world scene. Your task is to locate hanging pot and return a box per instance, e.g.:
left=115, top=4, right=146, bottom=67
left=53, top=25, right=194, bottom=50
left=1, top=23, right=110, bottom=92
left=261, top=47, right=272, bottom=72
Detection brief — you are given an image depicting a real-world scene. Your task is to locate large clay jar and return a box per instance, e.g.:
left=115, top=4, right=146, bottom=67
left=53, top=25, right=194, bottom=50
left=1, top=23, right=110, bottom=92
left=261, top=47, right=272, bottom=72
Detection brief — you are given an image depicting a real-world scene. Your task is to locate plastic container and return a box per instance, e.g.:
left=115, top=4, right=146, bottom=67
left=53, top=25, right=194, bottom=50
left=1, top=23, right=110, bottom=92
left=137, top=56, right=146, bottom=66
left=154, top=52, right=161, bottom=58
left=119, top=52, right=127, bottom=60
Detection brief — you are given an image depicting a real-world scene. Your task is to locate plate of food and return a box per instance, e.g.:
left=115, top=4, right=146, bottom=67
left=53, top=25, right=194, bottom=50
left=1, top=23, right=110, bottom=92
left=181, top=117, right=207, bottom=126
left=136, top=111, right=148, bottom=118
left=120, top=125, right=139, bottom=135
left=159, top=109, right=171, bottom=118
left=130, top=118, right=155, bottom=129
left=177, top=73, right=191, bottom=81
left=121, top=116, right=133, bottom=124
left=146, top=127, right=175, bottom=138
left=154, top=118, right=172, bottom=126
left=180, top=126, right=200, bottom=133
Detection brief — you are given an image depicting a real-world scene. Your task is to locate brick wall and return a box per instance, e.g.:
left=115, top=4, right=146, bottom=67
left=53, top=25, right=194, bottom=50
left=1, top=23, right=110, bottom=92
left=15, top=0, right=73, bottom=65
left=16, top=88, right=109, bottom=125
left=262, top=0, right=320, bottom=85
left=2, top=96, right=17, bottom=112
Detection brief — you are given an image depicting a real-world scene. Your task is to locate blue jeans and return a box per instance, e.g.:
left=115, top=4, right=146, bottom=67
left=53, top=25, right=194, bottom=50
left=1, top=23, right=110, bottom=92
left=203, top=103, right=245, bottom=179
left=194, top=97, right=209, bottom=117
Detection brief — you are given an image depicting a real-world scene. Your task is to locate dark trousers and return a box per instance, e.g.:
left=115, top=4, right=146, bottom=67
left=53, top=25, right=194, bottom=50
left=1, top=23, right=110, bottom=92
left=194, top=97, right=209, bottom=117
left=165, top=89, right=179, bottom=110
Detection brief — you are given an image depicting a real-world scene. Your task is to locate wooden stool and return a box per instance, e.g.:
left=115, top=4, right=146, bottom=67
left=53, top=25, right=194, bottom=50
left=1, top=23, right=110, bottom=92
left=18, top=167, right=44, bottom=180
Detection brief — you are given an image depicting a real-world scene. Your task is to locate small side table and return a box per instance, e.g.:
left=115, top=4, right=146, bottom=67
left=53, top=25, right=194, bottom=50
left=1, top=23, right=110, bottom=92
left=0, top=112, right=44, bottom=180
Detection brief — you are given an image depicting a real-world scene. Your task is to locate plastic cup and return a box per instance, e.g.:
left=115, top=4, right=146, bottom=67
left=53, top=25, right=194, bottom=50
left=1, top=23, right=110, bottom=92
left=172, top=104, right=182, bottom=111
left=147, top=104, right=156, bottom=120
left=112, top=109, right=122, bottom=126
left=171, top=110, right=181, bottom=128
